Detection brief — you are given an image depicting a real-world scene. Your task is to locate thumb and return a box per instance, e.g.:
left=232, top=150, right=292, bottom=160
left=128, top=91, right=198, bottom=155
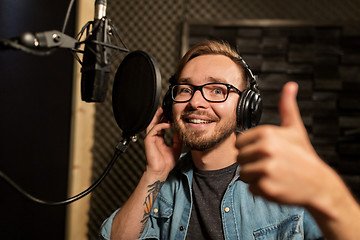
left=279, top=81, right=303, bottom=128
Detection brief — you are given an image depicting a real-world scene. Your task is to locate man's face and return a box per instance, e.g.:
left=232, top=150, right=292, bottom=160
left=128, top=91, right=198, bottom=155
left=172, top=54, right=244, bottom=151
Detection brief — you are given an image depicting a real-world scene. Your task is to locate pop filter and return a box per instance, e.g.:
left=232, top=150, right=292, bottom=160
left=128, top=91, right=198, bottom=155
left=112, top=50, right=161, bottom=138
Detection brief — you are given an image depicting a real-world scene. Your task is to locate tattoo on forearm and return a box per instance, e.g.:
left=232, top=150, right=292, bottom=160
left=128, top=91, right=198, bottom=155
left=139, top=180, right=164, bottom=234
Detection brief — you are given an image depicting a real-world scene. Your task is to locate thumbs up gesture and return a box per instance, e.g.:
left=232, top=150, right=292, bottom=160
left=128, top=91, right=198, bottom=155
left=236, top=82, right=343, bottom=206
left=236, top=83, right=360, bottom=240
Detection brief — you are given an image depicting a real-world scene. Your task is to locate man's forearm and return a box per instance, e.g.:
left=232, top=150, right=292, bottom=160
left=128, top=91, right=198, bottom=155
left=306, top=174, right=360, bottom=240
left=110, top=171, right=166, bottom=240
left=139, top=180, right=164, bottom=234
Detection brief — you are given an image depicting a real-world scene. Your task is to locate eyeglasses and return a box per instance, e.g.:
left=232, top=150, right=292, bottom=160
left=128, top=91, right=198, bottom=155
left=170, top=83, right=242, bottom=103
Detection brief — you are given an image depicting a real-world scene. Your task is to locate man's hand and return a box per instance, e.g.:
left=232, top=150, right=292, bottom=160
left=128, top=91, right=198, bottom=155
left=110, top=108, right=182, bottom=239
left=144, top=107, right=182, bottom=178
left=236, top=82, right=342, bottom=207
left=236, top=81, right=360, bottom=239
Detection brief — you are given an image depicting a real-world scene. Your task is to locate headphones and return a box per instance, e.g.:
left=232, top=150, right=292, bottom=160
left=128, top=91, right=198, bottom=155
left=162, top=55, right=262, bottom=132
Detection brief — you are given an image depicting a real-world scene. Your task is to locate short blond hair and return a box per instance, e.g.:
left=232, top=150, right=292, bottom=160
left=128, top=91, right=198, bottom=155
left=171, top=40, right=249, bottom=89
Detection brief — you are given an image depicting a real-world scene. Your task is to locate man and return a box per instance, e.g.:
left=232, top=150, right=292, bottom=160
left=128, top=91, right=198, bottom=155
left=100, top=40, right=360, bottom=239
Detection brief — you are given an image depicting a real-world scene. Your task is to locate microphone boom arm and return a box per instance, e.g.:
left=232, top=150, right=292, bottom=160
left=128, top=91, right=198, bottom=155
left=0, top=18, right=129, bottom=58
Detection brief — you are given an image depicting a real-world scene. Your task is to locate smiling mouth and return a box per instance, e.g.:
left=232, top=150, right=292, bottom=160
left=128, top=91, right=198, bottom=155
left=187, top=118, right=213, bottom=124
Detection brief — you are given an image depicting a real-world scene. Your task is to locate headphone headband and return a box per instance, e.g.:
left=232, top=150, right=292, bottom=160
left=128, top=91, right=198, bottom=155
left=238, top=55, right=259, bottom=93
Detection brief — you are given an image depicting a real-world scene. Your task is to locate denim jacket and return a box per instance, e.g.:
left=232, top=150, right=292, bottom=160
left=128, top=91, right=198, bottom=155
left=100, top=153, right=323, bottom=240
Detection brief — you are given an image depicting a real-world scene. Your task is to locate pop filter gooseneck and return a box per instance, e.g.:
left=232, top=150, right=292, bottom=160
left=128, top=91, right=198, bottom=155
left=112, top=50, right=161, bottom=139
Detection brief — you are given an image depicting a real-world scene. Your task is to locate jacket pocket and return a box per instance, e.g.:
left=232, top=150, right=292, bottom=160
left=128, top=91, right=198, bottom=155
left=253, top=215, right=303, bottom=240
left=150, top=194, right=174, bottom=218
left=143, top=195, right=174, bottom=239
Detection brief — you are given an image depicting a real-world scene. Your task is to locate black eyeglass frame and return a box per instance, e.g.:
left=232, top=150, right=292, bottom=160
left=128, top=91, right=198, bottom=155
left=170, top=83, right=242, bottom=103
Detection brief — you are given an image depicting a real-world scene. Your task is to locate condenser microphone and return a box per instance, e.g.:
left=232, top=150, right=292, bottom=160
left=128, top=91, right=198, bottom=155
left=80, top=0, right=111, bottom=102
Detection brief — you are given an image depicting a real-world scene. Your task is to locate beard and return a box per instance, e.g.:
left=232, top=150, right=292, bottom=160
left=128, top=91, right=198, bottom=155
left=173, top=110, right=237, bottom=151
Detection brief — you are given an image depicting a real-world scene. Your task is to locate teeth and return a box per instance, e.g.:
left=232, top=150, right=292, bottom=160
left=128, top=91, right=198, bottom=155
left=188, top=119, right=211, bottom=124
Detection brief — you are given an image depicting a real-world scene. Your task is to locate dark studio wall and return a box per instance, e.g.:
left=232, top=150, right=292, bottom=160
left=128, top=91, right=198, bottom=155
left=0, top=0, right=75, bottom=239
left=86, top=1, right=360, bottom=239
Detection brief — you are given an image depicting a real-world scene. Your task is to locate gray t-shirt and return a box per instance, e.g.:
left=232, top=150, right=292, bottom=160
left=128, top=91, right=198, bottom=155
left=186, top=163, right=238, bottom=240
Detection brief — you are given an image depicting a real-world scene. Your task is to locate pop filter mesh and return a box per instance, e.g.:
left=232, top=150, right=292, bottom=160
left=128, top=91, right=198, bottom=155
left=112, top=50, right=161, bottom=137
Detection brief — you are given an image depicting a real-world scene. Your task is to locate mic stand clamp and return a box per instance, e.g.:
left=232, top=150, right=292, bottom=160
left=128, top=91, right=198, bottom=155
left=115, top=135, right=137, bottom=153
left=0, top=31, right=79, bottom=55
left=35, top=30, right=78, bottom=49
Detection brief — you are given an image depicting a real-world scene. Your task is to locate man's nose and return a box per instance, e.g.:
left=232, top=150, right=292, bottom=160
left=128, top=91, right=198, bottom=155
left=188, top=89, right=208, bottom=108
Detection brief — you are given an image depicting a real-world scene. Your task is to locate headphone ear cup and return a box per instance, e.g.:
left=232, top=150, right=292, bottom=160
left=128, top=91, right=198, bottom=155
left=162, top=89, right=173, bottom=122
left=250, top=92, right=263, bottom=128
left=237, top=89, right=252, bottom=131
left=237, top=89, right=263, bottom=131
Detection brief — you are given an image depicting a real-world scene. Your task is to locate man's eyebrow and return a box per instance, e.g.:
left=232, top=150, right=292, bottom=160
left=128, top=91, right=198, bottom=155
left=208, top=77, right=229, bottom=83
left=177, top=77, right=190, bottom=83
left=177, top=77, right=229, bottom=84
